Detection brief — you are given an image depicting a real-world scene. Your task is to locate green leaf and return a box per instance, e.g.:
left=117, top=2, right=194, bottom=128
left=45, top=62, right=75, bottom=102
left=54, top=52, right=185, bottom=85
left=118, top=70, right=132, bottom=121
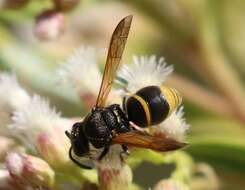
left=187, top=118, right=245, bottom=174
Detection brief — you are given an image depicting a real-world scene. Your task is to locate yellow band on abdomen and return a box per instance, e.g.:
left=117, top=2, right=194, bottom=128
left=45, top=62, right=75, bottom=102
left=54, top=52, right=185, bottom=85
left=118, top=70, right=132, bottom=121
left=131, top=94, right=151, bottom=126
left=160, top=86, right=182, bottom=115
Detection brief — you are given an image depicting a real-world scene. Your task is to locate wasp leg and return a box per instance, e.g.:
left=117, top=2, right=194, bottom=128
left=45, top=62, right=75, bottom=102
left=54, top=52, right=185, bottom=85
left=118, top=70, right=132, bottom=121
left=129, top=121, right=147, bottom=133
left=98, top=147, right=110, bottom=161
left=69, top=147, right=93, bottom=169
left=120, top=145, right=130, bottom=161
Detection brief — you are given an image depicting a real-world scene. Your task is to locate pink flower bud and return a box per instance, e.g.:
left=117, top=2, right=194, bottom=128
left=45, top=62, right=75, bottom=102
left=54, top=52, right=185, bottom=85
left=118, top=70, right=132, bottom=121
left=34, top=10, right=65, bottom=41
left=98, top=164, right=132, bottom=190
left=36, top=131, right=70, bottom=170
left=6, top=153, right=55, bottom=188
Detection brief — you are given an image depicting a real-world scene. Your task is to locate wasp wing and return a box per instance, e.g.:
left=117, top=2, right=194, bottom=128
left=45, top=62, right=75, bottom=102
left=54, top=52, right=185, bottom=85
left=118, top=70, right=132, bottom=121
left=95, top=15, right=133, bottom=107
left=112, top=131, right=186, bottom=152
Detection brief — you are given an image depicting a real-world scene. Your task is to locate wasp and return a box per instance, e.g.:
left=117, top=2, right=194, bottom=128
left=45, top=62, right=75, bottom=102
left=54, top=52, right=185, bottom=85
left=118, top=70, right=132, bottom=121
left=65, top=15, right=185, bottom=169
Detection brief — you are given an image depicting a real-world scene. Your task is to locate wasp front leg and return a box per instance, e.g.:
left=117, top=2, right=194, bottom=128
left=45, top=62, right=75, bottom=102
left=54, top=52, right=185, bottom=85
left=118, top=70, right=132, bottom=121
left=98, top=146, right=110, bottom=161
left=129, top=121, right=148, bottom=133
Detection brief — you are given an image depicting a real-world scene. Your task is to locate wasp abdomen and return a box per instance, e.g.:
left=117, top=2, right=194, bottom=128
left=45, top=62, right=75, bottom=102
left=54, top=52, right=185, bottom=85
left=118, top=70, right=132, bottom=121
left=124, top=85, right=181, bottom=127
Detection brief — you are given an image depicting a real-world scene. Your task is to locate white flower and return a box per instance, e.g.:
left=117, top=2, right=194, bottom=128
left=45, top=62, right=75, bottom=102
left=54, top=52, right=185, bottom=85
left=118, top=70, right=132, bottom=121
left=155, top=106, right=189, bottom=141
left=117, top=55, right=173, bottom=93
left=10, top=95, right=60, bottom=149
left=58, top=46, right=102, bottom=95
left=10, top=95, right=72, bottom=169
left=0, top=73, right=30, bottom=135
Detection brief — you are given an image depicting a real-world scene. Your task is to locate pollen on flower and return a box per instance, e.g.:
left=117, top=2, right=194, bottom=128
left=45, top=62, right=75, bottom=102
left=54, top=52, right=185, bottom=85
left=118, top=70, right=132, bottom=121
left=155, top=106, right=189, bottom=141
left=10, top=95, right=61, bottom=151
left=58, top=46, right=102, bottom=96
left=117, top=55, right=173, bottom=93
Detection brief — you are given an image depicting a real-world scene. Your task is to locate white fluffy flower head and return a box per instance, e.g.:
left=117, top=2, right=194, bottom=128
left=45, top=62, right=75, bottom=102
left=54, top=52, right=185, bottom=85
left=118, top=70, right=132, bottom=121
left=58, top=46, right=102, bottom=95
left=0, top=73, right=30, bottom=135
left=0, top=73, right=30, bottom=110
left=117, top=55, right=173, bottom=93
left=10, top=95, right=61, bottom=151
left=157, top=106, right=189, bottom=141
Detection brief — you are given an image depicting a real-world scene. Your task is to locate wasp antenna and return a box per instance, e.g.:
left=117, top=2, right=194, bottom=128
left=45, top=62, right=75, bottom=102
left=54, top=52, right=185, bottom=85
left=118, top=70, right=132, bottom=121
left=65, top=131, right=71, bottom=139
left=69, top=147, right=94, bottom=170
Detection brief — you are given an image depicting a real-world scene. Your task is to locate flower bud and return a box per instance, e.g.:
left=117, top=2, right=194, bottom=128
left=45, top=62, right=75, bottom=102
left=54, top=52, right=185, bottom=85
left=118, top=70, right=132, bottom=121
left=95, top=145, right=132, bottom=190
left=154, top=179, right=189, bottom=190
left=5, top=153, right=55, bottom=188
left=34, top=10, right=65, bottom=41
left=53, top=0, right=80, bottom=12
left=36, top=130, right=70, bottom=170
left=0, top=0, right=29, bottom=9
left=98, top=164, right=132, bottom=190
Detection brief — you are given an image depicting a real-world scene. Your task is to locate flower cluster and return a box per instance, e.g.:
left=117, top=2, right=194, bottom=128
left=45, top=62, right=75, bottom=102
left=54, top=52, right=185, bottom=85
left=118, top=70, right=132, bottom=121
left=58, top=46, right=190, bottom=189
left=0, top=45, right=218, bottom=190
left=0, top=72, right=85, bottom=190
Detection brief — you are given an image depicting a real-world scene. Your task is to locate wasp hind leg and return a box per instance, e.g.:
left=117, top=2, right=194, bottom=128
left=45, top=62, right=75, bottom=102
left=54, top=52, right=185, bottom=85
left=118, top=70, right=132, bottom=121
left=120, top=145, right=130, bottom=161
left=69, top=147, right=93, bottom=170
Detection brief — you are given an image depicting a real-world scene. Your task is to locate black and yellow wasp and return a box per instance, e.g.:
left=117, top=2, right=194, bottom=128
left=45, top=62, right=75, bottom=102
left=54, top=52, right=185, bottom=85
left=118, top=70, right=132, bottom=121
left=65, top=15, right=185, bottom=169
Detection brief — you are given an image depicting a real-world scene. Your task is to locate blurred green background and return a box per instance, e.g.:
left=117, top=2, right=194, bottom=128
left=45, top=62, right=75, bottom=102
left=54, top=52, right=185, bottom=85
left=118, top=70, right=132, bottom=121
left=0, top=0, right=245, bottom=190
